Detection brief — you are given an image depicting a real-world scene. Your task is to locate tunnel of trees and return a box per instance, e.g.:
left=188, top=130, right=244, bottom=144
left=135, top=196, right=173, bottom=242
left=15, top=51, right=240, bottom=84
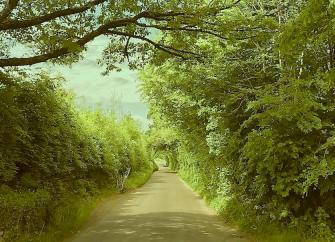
left=1, top=0, right=335, bottom=241
left=141, top=0, right=335, bottom=240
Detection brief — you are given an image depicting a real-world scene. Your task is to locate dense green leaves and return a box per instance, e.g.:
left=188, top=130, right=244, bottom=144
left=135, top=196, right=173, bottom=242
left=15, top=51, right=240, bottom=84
left=0, top=71, right=153, bottom=240
left=1, top=0, right=335, bottom=241
left=141, top=0, right=335, bottom=240
left=0, top=0, right=244, bottom=69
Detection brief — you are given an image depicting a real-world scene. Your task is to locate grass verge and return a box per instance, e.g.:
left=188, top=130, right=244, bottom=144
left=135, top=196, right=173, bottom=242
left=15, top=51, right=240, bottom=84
left=124, top=167, right=155, bottom=190
left=10, top=168, right=154, bottom=242
left=178, top=170, right=322, bottom=242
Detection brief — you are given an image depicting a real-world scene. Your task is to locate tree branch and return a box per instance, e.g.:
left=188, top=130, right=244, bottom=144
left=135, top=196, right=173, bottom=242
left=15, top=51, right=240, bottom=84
left=0, top=0, right=107, bottom=30
left=0, top=9, right=230, bottom=67
left=124, top=36, right=131, bottom=62
left=208, top=0, right=242, bottom=14
left=0, top=16, right=139, bottom=67
left=139, top=11, right=192, bottom=21
left=135, top=22, right=228, bottom=40
left=0, top=0, right=19, bottom=23
left=107, top=30, right=185, bottom=58
left=0, top=11, right=192, bottom=67
left=221, top=0, right=242, bottom=10
left=107, top=30, right=201, bottom=59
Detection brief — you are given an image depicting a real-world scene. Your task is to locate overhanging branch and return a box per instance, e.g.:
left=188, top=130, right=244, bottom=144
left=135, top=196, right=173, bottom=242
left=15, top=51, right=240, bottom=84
left=0, top=1, right=244, bottom=67
left=0, top=11, right=195, bottom=67
left=0, top=0, right=107, bottom=30
left=0, top=16, right=139, bottom=67
left=107, top=30, right=201, bottom=59
left=135, top=22, right=228, bottom=40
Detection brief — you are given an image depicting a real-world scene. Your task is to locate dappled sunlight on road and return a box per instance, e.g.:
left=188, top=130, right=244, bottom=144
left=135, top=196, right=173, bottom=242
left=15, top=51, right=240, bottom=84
left=71, top=212, right=244, bottom=242
left=66, top=168, right=248, bottom=242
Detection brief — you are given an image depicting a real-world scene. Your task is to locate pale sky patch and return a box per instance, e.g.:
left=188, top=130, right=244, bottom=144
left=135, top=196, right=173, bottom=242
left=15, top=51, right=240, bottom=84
left=10, top=36, right=150, bottom=129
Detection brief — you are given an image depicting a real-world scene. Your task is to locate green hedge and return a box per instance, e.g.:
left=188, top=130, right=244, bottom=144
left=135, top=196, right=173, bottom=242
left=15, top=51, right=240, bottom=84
left=0, top=71, right=152, bottom=241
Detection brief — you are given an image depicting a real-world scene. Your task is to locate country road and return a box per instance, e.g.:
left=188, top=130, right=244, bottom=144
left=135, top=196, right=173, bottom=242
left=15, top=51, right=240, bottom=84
left=65, top=167, right=249, bottom=242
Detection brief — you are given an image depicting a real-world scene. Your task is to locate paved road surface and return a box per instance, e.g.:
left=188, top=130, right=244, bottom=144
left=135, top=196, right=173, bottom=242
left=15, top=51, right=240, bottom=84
left=65, top=167, right=249, bottom=242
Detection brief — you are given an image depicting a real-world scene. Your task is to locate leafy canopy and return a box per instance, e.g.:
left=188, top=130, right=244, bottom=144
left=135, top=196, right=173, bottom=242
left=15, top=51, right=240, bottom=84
left=0, top=0, right=240, bottom=72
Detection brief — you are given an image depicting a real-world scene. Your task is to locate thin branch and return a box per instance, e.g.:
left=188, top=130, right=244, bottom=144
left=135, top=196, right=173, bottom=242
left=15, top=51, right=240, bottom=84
left=107, top=30, right=199, bottom=59
left=124, top=36, right=131, bottom=62
left=218, top=0, right=242, bottom=11
left=135, top=22, right=228, bottom=40
left=141, top=11, right=192, bottom=21
left=161, top=44, right=202, bottom=56
left=0, top=0, right=19, bottom=23
left=107, top=30, right=185, bottom=58
left=0, top=0, right=107, bottom=30
left=232, top=27, right=278, bottom=35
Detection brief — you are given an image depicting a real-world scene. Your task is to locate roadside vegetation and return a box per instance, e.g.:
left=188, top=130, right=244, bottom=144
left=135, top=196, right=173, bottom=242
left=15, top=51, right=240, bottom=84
left=141, top=1, right=335, bottom=241
left=1, top=0, right=334, bottom=241
left=0, top=72, right=154, bottom=242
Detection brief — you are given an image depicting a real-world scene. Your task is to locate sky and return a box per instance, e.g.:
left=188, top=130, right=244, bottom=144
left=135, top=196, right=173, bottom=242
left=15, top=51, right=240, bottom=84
left=44, top=37, right=150, bottom=129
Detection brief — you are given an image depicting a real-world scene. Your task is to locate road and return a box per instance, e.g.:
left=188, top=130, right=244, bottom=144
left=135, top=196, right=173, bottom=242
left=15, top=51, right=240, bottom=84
left=65, top=167, right=249, bottom=242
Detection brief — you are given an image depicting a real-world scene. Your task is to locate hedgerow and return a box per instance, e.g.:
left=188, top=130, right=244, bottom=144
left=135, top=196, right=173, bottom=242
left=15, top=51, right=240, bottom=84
left=0, top=71, right=152, bottom=241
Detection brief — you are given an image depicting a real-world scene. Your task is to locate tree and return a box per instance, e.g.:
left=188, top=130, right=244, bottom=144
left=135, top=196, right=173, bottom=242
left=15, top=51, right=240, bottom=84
left=140, top=0, right=335, bottom=239
left=0, top=0, right=241, bottom=71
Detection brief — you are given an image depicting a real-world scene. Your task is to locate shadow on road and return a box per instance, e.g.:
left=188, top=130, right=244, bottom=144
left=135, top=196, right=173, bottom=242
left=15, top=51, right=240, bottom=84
left=66, top=167, right=249, bottom=242
left=70, top=212, right=246, bottom=242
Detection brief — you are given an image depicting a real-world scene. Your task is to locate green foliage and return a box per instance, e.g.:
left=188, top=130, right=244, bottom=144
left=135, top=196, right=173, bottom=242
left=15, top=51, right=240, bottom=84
left=0, top=186, right=51, bottom=238
left=124, top=167, right=154, bottom=190
left=0, top=0, right=246, bottom=70
left=0, top=71, right=153, bottom=241
left=141, top=0, right=335, bottom=240
left=147, top=124, right=180, bottom=170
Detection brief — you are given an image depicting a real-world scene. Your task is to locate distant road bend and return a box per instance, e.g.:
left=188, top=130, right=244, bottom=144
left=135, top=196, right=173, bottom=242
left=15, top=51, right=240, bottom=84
left=65, top=167, right=249, bottom=242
